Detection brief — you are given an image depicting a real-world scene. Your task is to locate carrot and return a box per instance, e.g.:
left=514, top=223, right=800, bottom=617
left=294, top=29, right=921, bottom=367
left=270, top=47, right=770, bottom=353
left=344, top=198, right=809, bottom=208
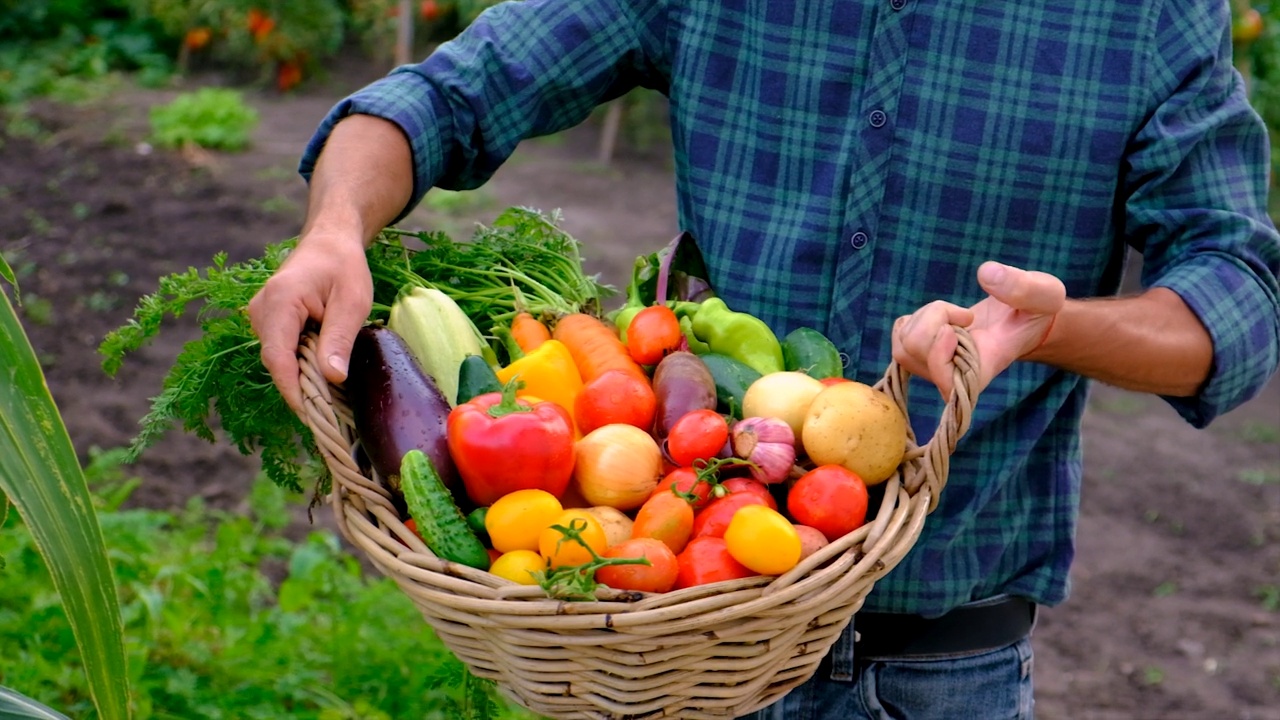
left=552, top=313, right=647, bottom=384
left=511, top=311, right=552, bottom=353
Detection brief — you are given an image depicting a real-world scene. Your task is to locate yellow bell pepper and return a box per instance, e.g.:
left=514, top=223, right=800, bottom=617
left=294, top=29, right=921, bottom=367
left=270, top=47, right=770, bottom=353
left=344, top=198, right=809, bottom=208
left=496, top=339, right=583, bottom=436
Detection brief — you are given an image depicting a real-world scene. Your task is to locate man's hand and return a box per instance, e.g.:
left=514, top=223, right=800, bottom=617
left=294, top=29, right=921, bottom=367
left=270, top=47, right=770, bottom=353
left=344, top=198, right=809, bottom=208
left=247, top=233, right=373, bottom=413
left=892, top=261, right=1067, bottom=397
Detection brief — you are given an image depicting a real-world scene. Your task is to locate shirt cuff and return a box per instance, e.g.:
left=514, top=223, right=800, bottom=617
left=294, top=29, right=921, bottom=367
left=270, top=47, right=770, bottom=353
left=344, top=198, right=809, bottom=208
left=298, top=68, right=445, bottom=223
left=1153, top=251, right=1280, bottom=428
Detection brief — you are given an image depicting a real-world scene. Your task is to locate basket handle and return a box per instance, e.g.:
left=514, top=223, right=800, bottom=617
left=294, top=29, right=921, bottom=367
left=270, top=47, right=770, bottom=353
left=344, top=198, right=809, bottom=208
left=873, top=325, right=980, bottom=512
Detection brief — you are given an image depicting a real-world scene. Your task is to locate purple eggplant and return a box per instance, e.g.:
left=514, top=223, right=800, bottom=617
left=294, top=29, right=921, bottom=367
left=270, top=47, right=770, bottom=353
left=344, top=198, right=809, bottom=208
left=346, top=325, right=458, bottom=507
left=651, top=351, right=718, bottom=439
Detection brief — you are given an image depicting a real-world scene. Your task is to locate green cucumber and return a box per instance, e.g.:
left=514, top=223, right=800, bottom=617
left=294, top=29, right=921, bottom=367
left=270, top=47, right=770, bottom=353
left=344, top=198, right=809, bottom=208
left=698, top=352, right=762, bottom=420
left=782, top=327, right=844, bottom=379
left=456, top=354, right=503, bottom=404
left=399, top=449, right=491, bottom=570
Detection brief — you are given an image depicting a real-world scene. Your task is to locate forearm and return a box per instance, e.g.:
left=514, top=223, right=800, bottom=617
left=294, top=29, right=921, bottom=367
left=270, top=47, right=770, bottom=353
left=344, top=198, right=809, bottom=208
left=301, top=114, right=413, bottom=247
left=1024, top=287, right=1213, bottom=397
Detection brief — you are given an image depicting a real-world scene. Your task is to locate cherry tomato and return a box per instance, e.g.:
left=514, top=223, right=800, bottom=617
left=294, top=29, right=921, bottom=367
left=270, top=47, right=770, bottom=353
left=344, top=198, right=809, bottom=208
left=538, top=509, right=608, bottom=569
left=575, top=369, right=657, bottom=435
left=787, top=465, right=869, bottom=542
left=650, top=467, right=714, bottom=510
left=632, top=491, right=695, bottom=554
left=420, top=0, right=442, bottom=21
left=596, top=538, right=679, bottom=593
left=489, top=549, right=546, bottom=585
left=1234, top=7, right=1264, bottom=44
left=720, top=477, right=777, bottom=510
left=627, top=305, right=683, bottom=365
left=692, top=492, right=766, bottom=539
left=485, top=489, right=564, bottom=553
left=724, top=505, right=802, bottom=575
left=674, top=537, right=757, bottom=589
left=666, top=409, right=730, bottom=467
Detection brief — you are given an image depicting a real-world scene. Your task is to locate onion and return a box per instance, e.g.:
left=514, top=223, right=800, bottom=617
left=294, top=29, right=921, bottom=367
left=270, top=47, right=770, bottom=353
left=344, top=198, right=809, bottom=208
left=572, top=424, right=663, bottom=510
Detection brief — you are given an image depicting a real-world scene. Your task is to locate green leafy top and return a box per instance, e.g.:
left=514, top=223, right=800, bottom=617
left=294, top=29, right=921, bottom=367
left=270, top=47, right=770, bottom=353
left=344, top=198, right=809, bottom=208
left=100, top=208, right=613, bottom=494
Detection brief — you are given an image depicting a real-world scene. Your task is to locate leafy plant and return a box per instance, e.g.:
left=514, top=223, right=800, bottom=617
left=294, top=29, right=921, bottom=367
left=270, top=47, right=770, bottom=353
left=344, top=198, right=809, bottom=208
left=1, top=247, right=131, bottom=719
left=148, top=87, right=259, bottom=151
left=0, top=463, right=534, bottom=720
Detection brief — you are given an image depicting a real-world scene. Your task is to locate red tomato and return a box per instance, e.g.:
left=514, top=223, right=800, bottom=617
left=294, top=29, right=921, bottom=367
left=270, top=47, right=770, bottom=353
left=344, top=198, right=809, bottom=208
left=596, top=538, right=679, bottom=593
left=787, top=465, right=869, bottom=542
left=666, top=409, right=729, bottom=467
left=720, top=477, right=777, bottom=510
left=627, top=305, right=682, bottom=365
left=420, top=0, right=442, bottom=21
left=650, top=467, right=714, bottom=510
left=675, top=537, right=757, bottom=589
left=632, top=491, right=695, bottom=554
left=575, top=369, right=657, bottom=435
left=692, top=492, right=767, bottom=539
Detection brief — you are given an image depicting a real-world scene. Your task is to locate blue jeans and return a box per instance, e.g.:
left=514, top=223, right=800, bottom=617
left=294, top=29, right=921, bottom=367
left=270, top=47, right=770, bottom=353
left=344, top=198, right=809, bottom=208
left=739, top=631, right=1036, bottom=720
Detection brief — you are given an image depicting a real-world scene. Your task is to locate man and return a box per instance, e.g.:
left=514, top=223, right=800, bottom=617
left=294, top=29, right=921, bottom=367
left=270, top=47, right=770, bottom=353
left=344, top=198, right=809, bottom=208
left=248, top=1, right=1280, bottom=717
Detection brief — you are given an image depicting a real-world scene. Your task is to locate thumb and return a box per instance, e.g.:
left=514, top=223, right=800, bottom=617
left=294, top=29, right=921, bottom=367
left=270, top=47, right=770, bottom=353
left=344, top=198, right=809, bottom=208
left=316, top=303, right=366, bottom=386
left=977, top=262, right=1066, bottom=315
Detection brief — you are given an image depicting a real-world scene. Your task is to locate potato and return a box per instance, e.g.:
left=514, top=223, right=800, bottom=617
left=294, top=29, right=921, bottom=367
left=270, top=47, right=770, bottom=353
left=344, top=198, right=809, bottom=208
left=584, top=506, right=635, bottom=548
left=793, top=524, right=830, bottom=562
left=741, top=371, right=826, bottom=452
left=801, top=381, right=907, bottom=485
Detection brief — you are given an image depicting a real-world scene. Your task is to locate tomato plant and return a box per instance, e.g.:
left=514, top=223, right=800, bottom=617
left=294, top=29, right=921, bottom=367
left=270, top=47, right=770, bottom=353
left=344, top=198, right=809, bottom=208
left=650, top=466, right=716, bottom=510
left=787, top=465, right=869, bottom=542
left=627, top=305, right=682, bottom=365
left=539, top=510, right=609, bottom=569
left=666, top=409, right=729, bottom=467
left=596, top=538, right=679, bottom=593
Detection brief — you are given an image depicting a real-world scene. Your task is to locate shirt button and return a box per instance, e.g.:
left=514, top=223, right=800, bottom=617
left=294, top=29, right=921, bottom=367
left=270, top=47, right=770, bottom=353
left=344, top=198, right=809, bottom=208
left=891, top=0, right=906, bottom=9
left=869, top=109, right=887, bottom=128
left=850, top=231, right=869, bottom=249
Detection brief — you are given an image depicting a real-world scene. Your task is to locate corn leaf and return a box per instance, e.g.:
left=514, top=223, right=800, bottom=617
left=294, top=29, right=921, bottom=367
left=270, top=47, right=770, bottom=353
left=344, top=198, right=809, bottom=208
left=0, top=260, right=132, bottom=720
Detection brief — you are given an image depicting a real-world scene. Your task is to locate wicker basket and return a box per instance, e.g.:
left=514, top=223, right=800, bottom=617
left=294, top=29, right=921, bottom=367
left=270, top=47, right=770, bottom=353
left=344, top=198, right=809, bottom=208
left=296, top=327, right=979, bottom=720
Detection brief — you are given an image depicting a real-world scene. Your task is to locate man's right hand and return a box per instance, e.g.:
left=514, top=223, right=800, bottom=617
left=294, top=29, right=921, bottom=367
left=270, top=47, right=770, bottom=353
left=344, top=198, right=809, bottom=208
left=247, top=233, right=373, bottom=413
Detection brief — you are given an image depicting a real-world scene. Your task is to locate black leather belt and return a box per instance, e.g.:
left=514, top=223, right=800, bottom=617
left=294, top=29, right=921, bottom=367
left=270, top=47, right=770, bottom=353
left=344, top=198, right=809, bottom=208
left=853, top=596, right=1036, bottom=660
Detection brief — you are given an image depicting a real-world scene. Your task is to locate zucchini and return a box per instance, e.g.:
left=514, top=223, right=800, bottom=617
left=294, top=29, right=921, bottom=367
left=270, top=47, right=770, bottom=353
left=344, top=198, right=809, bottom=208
left=698, top=352, right=761, bottom=420
left=389, top=286, right=490, bottom=406
left=782, top=327, right=844, bottom=379
left=456, top=354, right=503, bottom=404
left=400, top=449, right=491, bottom=570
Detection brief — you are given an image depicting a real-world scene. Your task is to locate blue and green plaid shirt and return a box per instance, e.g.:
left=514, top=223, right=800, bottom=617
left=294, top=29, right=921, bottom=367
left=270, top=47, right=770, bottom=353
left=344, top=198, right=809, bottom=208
left=302, top=0, right=1280, bottom=616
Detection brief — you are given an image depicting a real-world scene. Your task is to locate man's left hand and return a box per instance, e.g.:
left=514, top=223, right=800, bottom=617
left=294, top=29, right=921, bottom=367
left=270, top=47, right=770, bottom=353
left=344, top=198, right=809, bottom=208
left=892, top=261, right=1067, bottom=397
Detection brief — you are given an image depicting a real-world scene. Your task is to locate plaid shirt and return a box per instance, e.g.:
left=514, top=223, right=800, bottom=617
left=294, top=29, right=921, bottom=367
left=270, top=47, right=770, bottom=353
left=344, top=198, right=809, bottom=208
left=302, top=0, right=1280, bottom=616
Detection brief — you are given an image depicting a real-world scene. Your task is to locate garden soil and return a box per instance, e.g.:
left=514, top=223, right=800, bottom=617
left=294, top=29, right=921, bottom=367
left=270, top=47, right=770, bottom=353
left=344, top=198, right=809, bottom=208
left=2, top=64, right=1277, bottom=719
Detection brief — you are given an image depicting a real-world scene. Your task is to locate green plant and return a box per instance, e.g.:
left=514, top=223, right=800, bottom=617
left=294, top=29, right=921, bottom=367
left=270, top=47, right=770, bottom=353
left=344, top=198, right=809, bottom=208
left=0, top=462, right=534, bottom=720
left=1, top=250, right=131, bottom=719
left=149, top=87, right=259, bottom=151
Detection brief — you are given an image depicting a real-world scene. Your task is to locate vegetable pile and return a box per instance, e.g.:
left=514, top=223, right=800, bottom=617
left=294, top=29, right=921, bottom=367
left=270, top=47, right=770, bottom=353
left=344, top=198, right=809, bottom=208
left=103, top=208, right=910, bottom=599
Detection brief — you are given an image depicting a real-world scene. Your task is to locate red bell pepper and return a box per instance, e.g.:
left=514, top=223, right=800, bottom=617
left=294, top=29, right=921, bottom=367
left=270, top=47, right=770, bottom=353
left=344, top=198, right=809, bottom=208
left=447, top=380, right=575, bottom=506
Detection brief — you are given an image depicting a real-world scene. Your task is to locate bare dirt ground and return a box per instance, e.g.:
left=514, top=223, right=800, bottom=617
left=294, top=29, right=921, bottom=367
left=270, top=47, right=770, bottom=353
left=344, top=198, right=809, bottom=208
left=2, top=62, right=1278, bottom=719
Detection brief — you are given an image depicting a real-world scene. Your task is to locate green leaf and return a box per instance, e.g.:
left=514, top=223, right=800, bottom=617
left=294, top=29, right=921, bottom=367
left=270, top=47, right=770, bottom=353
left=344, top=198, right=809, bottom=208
left=0, top=685, right=72, bottom=720
left=0, top=283, right=131, bottom=718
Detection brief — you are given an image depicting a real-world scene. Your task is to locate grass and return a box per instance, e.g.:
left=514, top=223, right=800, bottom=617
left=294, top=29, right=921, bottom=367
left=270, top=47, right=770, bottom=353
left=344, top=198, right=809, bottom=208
left=0, top=449, right=537, bottom=720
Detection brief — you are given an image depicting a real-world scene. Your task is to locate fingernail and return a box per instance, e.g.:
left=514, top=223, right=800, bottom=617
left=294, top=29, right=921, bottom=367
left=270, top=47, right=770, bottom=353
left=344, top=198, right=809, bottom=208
left=980, top=263, right=1007, bottom=285
left=328, top=354, right=348, bottom=377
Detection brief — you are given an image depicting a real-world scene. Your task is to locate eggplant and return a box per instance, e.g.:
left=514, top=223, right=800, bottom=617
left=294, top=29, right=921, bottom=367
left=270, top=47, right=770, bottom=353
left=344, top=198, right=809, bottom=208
left=651, top=351, right=718, bottom=439
left=346, top=325, right=458, bottom=507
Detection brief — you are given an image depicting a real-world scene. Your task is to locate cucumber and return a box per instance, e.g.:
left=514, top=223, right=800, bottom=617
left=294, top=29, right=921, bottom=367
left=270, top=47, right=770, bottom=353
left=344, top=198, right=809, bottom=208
left=456, top=354, right=503, bottom=404
left=399, top=449, right=491, bottom=570
left=698, top=353, right=762, bottom=420
left=782, top=327, right=844, bottom=379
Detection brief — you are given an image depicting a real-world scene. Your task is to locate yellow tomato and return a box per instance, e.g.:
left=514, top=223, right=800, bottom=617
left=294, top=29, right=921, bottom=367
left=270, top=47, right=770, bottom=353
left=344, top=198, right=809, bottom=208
left=723, top=505, right=802, bottom=575
left=489, top=550, right=547, bottom=585
left=485, top=489, right=564, bottom=553
left=538, top=509, right=609, bottom=568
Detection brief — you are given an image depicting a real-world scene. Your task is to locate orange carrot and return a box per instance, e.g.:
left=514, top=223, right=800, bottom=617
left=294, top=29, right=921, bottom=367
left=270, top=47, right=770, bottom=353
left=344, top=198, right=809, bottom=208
left=511, top=311, right=552, bottom=354
left=552, top=313, right=647, bottom=384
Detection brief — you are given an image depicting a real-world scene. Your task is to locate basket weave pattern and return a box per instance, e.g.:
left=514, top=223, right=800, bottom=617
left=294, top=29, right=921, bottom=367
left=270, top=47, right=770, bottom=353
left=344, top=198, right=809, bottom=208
left=297, top=329, right=979, bottom=719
